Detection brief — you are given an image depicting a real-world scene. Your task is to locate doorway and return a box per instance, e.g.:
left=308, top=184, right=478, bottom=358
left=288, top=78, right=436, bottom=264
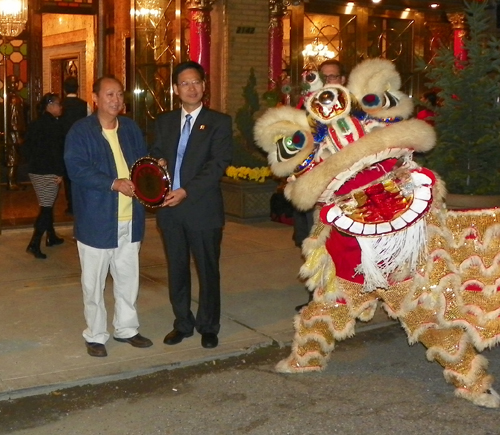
left=42, top=14, right=94, bottom=105
left=50, top=57, right=81, bottom=99
left=1, top=13, right=95, bottom=228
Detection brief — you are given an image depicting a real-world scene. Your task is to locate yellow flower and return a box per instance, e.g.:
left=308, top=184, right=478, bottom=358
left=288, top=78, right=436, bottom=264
left=225, top=166, right=273, bottom=183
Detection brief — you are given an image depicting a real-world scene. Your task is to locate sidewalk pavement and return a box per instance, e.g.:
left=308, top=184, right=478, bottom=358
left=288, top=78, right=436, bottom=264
left=0, top=217, right=394, bottom=401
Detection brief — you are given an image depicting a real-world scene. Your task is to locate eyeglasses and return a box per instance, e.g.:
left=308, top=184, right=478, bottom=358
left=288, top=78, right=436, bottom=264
left=178, top=80, right=203, bottom=88
left=324, top=74, right=341, bottom=81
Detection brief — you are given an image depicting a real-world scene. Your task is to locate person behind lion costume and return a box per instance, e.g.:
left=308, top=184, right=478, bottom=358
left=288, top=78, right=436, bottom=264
left=254, top=58, right=500, bottom=408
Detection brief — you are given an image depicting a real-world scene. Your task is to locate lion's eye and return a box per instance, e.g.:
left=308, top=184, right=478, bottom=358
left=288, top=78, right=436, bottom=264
left=305, top=72, right=317, bottom=83
left=284, top=137, right=296, bottom=150
left=383, top=91, right=399, bottom=108
left=276, top=136, right=301, bottom=162
left=318, top=90, right=335, bottom=105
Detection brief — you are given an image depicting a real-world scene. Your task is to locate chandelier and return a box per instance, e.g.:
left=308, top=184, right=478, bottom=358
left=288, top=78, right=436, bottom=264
left=0, top=0, right=28, bottom=38
left=134, top=0, right=163, bottom=31
left=302, top=38, right=335, bottom=63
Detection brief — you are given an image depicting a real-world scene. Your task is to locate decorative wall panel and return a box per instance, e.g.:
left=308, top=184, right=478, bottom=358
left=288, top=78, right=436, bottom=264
left=39, top=0, right=97, bottom=15
left=132, top=0, right=185, bottom=144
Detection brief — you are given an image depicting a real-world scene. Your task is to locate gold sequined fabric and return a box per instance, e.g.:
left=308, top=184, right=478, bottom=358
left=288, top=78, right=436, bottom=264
left=425, top=208, right=500, bottom=348
left=278, top=200, right=500, bottom=404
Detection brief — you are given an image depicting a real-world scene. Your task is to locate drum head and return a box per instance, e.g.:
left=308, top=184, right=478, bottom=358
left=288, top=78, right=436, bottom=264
left=130, top=157, right=171, bottom=208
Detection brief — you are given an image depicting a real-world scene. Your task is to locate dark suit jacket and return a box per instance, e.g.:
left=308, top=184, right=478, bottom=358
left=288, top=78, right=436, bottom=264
left=61, top=96, right=88, bottom=134
left=150, top=106, right=233, bottom=230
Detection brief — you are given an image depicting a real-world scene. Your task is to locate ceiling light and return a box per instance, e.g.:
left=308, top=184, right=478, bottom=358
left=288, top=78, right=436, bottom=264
left=0, top=0, right=28, bottom=37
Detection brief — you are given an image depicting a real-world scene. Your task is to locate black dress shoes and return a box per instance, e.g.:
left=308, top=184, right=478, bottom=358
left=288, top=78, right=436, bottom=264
left=295, top=292, right=314, bottom=312
left=85, top=341, right=107, bottom=357
left=163, top=329, right=193, bottom=345
left=295, top=302, right=309, bottom=312
left=114, top=333, right=153, bottom=348
left=201, top=333, right=218, bottom=349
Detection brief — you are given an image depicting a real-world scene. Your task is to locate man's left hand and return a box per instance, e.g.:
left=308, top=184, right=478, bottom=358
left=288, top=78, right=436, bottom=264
left=162, top=188, right=187, bottom=207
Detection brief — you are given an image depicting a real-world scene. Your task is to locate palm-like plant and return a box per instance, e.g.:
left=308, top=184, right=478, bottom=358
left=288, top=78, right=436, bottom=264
left=421, top=0, right=500, bottom=195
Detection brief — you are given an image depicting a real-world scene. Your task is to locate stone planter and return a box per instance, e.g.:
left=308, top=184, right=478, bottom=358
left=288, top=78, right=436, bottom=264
left=445, top=193, right=500, bottom=210
left=221, top=176, right=278, bottom=223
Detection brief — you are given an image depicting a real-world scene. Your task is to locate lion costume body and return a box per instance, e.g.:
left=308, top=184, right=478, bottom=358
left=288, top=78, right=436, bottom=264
left=254, top=58, right=500, bottom=408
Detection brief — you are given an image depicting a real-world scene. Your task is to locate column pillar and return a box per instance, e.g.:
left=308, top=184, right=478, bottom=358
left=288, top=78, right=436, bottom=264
left=446, top=12, right=467, bottom=64
left=186, top=0, right=213, bottom=75
left=186, top=0, right=213, bottom=104
left=268, top=0, right=286, bottom=92
left=114, top=0, right=130, bottom=87
left=289, top=0, right=304, bottom=107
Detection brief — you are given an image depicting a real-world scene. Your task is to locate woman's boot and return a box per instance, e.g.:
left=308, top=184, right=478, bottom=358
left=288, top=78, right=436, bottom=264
left=44, top=207, right=64, bottom=246
left=45, top=228, right=64, bottom=246
left=26, top=231, right=47, bottom=259
left=46, top=229, right=64, bottom=246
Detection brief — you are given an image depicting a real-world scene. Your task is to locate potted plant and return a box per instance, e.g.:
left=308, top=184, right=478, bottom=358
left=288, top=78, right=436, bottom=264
left=225, top=165, right=273, bottom=183
left=419, top=0, right=500, bottom=208
left=221, top=69, right=278, bottom=222
left=222, top=165, right=279, bottom=222
left=231, top=68, right=268, bottom=168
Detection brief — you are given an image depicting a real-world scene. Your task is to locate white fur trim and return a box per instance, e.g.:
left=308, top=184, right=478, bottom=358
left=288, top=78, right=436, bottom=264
left=356, top=219, right=427, bottom=292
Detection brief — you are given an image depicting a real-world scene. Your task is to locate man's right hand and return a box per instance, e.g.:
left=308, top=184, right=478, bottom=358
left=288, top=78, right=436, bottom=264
left=112, top=178, right=136, bottom=197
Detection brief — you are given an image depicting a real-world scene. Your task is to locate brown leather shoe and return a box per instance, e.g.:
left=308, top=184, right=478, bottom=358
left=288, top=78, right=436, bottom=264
left=85, top=341, right=107, bottom=357
left=163, top=329, right=193, bottom=345
left=113, top=333, right=153, bottom=348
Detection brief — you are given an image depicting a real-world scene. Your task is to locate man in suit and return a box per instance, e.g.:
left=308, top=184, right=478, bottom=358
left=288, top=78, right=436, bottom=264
left=150, top=61, right=232, bottom=349
left=62, top=76, right=89, bottom=129
left=61, top=76, right=89, bottom=215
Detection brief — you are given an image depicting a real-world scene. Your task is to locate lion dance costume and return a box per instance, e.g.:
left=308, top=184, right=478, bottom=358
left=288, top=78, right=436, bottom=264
left=254, top=58, right=500, bottom=408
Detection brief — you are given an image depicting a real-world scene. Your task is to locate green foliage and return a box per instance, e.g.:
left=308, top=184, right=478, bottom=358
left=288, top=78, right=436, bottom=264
left=421, top=0, right=500, bottom=194
left=262, top=89, right=281, bottom=108
left=232, top=68, right=267, bottom=167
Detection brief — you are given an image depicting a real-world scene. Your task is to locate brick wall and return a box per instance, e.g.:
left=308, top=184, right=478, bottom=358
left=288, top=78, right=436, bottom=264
left=224, top=0, right=269, bottom=121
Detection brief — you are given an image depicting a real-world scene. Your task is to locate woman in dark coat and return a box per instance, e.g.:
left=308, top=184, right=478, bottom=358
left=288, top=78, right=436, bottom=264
left=24, top=93, right=66, bottom=259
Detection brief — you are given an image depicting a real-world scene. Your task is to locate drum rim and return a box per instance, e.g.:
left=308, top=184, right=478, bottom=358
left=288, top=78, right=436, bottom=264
left=130, top=157, right=171, bottom=208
